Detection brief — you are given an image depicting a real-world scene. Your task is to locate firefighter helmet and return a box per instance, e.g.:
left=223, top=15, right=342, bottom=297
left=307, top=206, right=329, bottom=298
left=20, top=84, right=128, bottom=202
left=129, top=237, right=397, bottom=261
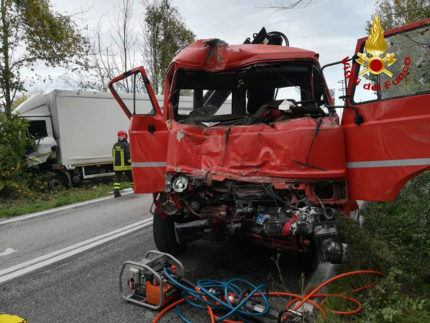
left=117, top=130, right=127, bottom=139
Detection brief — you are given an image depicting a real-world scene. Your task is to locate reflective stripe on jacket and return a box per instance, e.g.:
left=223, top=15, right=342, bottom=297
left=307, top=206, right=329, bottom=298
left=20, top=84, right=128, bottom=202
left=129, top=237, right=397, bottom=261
left=112, top=140, right=131, bottom=171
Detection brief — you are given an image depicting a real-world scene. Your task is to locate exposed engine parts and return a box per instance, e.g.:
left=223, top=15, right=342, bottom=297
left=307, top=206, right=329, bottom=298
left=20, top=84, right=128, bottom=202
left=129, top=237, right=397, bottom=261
left=157, top=174, right=345, bottom=264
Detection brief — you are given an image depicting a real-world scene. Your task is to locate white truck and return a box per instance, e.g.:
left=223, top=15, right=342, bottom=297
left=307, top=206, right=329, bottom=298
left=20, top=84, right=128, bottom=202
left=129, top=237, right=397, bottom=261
left=14, top=89, right=162, bottom=188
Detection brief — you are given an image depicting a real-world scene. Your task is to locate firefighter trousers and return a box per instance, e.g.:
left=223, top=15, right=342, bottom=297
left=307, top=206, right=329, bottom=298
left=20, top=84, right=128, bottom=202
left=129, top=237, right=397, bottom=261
left=114, top=170, right=133, bottom=197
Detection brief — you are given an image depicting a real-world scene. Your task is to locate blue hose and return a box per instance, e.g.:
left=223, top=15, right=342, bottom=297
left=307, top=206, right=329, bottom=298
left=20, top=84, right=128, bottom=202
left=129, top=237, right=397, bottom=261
left=163, top=268, right=270, bottom=322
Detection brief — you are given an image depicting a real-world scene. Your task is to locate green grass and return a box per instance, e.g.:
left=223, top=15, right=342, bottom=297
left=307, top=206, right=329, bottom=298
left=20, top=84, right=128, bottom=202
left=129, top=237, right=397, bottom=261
left=0, top=180, right=133, bottom=218
left=316, top=171, right=430, bottom=322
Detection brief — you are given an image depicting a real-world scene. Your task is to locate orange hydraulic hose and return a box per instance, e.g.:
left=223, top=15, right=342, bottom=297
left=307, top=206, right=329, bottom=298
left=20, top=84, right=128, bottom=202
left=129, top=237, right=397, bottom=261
left=153, top=298, right=186, bottom=323
left=319, top=293, right=362, bottom=315
left=292, top=270, right=383, bottom=313
left=195, top=286, right=216, bottom=323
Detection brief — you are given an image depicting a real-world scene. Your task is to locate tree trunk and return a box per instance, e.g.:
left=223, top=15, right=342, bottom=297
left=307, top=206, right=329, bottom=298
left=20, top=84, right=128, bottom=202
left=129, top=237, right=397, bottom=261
left=1, top=0, right=11, bottom=118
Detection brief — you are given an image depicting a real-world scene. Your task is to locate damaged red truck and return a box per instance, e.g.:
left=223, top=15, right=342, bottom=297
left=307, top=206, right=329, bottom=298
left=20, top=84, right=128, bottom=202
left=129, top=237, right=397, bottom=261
left=109, top=20, right=430, bottom=266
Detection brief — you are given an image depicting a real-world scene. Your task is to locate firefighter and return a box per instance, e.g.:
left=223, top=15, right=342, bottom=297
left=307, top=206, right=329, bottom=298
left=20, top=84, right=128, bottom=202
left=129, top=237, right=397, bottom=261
left=112, top=130, right=132, bottom=198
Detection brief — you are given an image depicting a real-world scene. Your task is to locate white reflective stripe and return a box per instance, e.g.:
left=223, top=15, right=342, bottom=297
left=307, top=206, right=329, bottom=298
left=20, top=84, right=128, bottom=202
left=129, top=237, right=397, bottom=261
left=132, top=162, right=167, bottom=167
left=347, top=158, right=430, bottom=169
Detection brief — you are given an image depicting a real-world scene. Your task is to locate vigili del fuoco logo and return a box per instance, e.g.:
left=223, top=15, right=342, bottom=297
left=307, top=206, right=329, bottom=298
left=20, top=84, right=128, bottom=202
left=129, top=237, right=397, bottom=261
left=342, top=14, right=411, bottom=91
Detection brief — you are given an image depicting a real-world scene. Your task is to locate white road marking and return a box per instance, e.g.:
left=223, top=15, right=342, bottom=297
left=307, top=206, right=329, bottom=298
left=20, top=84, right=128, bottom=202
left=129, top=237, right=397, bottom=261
left=0, top=217, right=153, bottom=284
left=0, top=189, right=134, bottom=226
left=0, top=248, right=17, bottom=257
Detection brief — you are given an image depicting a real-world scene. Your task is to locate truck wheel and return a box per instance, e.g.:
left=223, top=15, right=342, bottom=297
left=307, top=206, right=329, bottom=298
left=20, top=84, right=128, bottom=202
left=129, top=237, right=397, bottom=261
left=45, top=172, right=68, bottom=193
left=153, top=211, right=186, bottom=255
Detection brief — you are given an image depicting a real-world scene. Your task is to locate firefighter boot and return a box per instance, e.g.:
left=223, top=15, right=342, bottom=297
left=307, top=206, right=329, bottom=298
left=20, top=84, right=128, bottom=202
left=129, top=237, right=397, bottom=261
left=114, top=189, right=121, bottom=198
left=114, top=179, right=121, bottom=198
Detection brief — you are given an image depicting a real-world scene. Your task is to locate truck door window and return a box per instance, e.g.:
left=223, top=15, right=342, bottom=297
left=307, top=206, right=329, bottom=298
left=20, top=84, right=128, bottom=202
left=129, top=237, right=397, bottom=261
left=379, top=24, right=429, bottom=99
left=28, top=120, right=48, bottom=138
left=110, top=71, right=157, bottom=115
left=353, top=24, right=430, bottom=103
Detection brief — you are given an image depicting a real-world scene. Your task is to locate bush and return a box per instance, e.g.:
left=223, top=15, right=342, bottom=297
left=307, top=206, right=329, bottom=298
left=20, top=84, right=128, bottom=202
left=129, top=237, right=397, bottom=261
left=324, top=171, right=430, bottom=322
left=0, top=112, right=36, bottom=198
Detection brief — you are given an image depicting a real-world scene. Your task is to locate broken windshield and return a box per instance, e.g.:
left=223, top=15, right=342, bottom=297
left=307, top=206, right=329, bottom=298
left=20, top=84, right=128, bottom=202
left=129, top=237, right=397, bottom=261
left=171, top=62, right=331, bottom=126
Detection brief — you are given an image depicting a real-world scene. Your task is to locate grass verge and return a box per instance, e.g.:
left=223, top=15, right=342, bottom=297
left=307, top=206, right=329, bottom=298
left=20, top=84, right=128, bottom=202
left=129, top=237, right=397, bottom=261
left=316, top=171, right=430, bottom=322
left=0, top=179, right=133, bottom=219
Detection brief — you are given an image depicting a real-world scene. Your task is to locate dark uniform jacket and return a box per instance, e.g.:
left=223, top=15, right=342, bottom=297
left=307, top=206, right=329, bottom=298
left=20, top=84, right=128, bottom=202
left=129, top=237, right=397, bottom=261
left=112, top=140, right=131, bottom=171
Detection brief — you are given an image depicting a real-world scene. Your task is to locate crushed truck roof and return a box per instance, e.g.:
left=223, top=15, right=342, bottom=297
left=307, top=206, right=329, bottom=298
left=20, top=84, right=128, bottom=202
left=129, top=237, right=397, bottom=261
left=171, top=39, right=319, bottom=71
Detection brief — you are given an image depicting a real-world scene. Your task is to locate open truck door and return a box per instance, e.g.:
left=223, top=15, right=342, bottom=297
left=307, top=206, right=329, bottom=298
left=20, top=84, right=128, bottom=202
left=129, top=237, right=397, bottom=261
left=342, top=18, right=430, bottom=201
left=108, top=67, right=168, bottom=193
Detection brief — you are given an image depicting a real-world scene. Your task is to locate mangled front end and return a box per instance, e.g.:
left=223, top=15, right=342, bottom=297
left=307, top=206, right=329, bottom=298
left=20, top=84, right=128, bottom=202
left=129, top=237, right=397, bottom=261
left=154, top=116, right=347, bottom=263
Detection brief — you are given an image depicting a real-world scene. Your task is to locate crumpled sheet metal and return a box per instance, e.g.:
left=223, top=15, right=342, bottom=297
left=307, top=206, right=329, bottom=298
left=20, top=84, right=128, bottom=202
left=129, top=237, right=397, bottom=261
left=165, top=117, right=346, bottom=183
left=171, top=39, right=319, bottom=72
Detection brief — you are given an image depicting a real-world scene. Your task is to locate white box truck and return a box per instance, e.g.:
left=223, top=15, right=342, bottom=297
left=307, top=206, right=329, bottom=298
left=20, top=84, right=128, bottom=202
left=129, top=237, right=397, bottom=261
left=14, top=89, right=162, bottom=188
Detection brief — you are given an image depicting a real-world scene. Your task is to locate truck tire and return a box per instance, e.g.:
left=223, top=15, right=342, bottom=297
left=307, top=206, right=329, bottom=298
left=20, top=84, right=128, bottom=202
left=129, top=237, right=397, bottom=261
left=45, top=172, right=68, bottom=193
left=153, top=211, right=186, bottom=255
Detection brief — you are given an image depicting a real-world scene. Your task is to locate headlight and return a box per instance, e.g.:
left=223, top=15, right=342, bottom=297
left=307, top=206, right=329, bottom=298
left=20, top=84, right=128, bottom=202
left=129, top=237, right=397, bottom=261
left=172, top=175, right=189, bottom=193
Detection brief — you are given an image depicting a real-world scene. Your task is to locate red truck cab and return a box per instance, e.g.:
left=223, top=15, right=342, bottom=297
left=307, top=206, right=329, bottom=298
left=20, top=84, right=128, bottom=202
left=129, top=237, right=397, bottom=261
left=109, top=20, right=430, bottom=266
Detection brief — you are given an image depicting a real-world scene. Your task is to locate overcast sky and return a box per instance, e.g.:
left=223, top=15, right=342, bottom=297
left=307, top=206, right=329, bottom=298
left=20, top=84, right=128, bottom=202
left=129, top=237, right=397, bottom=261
left=42, top=0, right=378, bottom=100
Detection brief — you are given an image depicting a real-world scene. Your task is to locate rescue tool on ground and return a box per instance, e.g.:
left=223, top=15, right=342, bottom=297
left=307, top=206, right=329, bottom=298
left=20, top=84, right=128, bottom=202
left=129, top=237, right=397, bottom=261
left=109, top=20, right=430, bottom=267
left=119, top=250, right=384, bottom=322
left=119, top=250, right=183, bottom=309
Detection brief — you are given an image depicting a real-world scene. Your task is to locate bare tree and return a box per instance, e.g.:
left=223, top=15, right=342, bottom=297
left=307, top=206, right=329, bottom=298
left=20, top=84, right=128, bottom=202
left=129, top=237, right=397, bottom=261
left=69, top=0, right=195, bottom=94
left=69, top=0, right=138, bottom=92
left=112, top=0, right=137, bottom=92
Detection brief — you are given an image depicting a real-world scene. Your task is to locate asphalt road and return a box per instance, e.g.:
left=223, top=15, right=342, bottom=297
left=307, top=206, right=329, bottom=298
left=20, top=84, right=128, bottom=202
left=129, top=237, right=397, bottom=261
left=0, top=192, right=152, bottom=271
left=0, top=193, right=307, bottom=323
